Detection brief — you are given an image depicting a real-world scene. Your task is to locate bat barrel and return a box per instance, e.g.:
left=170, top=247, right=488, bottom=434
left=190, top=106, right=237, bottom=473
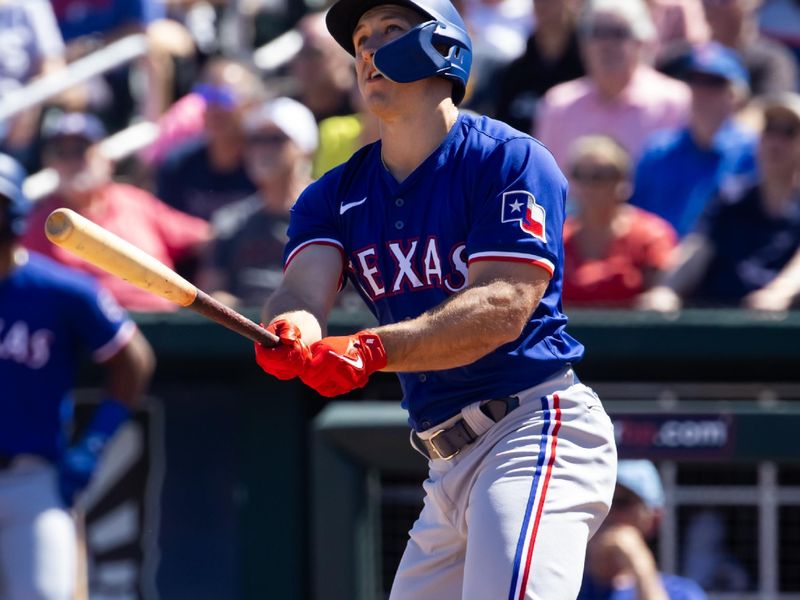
left=45, top=208, right=198, bottom=307
left=44, top=208, right=279, bottom=348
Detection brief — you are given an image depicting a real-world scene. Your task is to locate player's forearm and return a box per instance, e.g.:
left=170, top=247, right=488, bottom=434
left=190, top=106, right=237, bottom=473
left=760, top=248, right=800, bottom=299
left=659, top=233, right=715, bottom=296
left=632, top=553, right=670, bottom=600
left=263, top=286, right=326, bottom=344
left=375, top=280, right=537, bottom=372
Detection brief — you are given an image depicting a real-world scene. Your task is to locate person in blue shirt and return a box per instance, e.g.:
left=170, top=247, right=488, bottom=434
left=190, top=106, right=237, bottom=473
left=632, top=42, right=756, bottom=238
left=639, top=92, right=800, bottom=312
left=0, top=152, right=154, bottom=599
left=578, top=460, right=708, bottom=600
left=253, top=0, right=617, bottom=597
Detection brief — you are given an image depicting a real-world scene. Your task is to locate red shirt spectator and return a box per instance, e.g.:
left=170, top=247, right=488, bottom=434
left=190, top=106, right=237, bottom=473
left=563, top=207, right=677, bottom=307
left=23, top=183, right=209, bottom=311
left=560, top=134, right=677, bottom=308
left=22, top=111, right=209, bottom=311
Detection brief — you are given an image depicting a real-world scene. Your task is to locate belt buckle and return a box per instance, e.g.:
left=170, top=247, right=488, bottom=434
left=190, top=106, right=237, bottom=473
left=428, top=428, right=460, bottom=461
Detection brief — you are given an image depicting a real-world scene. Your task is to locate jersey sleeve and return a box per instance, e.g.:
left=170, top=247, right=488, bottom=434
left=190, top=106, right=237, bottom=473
left=466, top=138, right=567, bottom=277
left=283, top=175, right=346, bottom=271
left=67, top=277, right=136, bottom=363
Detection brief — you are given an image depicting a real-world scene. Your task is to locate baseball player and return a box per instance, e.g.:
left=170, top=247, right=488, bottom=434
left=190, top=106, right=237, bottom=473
left=0, top=153, right=154, bottom=600
left=254, top=0, right=618, bottom=597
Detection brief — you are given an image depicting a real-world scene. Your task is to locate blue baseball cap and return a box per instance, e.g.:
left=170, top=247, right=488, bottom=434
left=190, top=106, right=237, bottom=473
left=41, top=111, right=107, bottom=142
left=616, top=460, right=665, bottom=509
left=686, top=42, right=749, bottom=89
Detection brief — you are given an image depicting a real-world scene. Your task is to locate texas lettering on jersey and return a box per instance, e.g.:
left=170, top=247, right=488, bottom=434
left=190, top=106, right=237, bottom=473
left=350, top=238, right=467, bottom=299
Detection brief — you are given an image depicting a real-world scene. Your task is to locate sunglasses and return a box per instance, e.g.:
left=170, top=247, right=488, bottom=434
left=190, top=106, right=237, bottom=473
left=45, top=139, right=92, bottom=159
left=571, top=166, right=623, bottom=183
left=585, top=24, right=634, bottom=42
left=687, top=72, right=729, bottom=89
left=763, top=120, right=800, bottom=140
left=193, top=83, right=239, bottom=109
left=610, top=493, right=642, bottom=510
left=247, top=133, right=291, bottom=146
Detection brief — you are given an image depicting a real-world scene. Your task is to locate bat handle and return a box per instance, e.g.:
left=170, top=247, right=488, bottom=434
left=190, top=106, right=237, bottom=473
left=191, top=290, right=280, bottom=347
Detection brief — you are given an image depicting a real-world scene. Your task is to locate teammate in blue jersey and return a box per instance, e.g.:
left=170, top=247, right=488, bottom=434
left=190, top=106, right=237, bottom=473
left=0, top=153, right=155, bottom=600
left=254, top=0, right=617, bottom=597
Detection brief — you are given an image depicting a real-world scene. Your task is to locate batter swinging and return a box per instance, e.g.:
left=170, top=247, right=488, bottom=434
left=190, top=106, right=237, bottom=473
left=255, top=0, right=618, bottom=597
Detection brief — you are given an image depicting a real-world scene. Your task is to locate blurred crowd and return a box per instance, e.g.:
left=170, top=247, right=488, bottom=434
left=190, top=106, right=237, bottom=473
left=3, top=0, right=800, bottom=313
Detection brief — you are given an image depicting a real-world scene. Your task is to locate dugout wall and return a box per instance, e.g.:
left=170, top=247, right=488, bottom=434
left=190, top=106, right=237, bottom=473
left=73, top=308, right=800, bottom=599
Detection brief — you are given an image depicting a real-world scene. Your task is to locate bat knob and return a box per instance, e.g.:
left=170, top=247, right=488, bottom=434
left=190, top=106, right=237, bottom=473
left=45, top=208, right=76, bottom=243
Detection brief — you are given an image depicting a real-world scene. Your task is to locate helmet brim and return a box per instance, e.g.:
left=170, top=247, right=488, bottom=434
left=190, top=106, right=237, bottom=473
left=326, top=0, right=433, bottom=56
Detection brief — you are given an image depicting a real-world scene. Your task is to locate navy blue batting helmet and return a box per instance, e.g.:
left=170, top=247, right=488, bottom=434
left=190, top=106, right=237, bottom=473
left=0, top=153, right=30, bottom=237
left=326, top=0, right=472, bottom=104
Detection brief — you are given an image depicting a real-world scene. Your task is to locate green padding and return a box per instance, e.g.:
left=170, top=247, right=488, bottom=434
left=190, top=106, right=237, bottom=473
left=315, top=401, right=800, bottom=466
left=131, top=308, right=800, bottom=381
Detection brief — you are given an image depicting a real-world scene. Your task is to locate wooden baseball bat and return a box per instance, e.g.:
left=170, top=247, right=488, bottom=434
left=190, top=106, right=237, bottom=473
left=45, top=208, right=279, bottom=347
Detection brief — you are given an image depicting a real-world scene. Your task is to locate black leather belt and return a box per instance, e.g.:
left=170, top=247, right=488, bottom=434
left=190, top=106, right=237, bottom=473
left=412, top=396, right=520, bottom=461
left=0, top=455, right=14, bottom=470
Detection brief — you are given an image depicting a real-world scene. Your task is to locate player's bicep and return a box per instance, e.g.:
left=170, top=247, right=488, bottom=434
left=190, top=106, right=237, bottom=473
left=279, top=244, right=344, bottom=317
left=468, top=259, right=550, bottom=314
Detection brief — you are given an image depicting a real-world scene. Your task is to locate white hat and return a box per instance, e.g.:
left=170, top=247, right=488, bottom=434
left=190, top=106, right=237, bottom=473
left=616, top=460, right=665, bottom=509
left=245, top=97, right=319, bottom=154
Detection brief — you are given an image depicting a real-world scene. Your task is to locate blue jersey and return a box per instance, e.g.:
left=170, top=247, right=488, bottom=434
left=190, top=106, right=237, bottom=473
left=578, top=573, right=708, bottom=600
left=285, top=112, right=583, bottom=430
left=0, top=252, right=134, bottom=460
left=632, top=123, right=756, bottom=238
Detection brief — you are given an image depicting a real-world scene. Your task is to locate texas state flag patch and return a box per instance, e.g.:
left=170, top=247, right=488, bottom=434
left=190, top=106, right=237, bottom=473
left=501, top=191, right=546, bottom=242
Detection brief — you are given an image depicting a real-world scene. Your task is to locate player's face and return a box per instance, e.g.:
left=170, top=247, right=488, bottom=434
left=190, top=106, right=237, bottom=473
left=758, top=110, right=800, bottom=176
left=603, top=485, right=653, bottom=533
left=569, top=154, right=629, bottom=213
left=535, top=0, right=580, bottom=25
left=702, top=0, right=755, bottom=39
left=352, top=6, right=428, bottom=116
left=198, top=64, right=257, bottom=141
left=43, top=136, right=111, bottom=201
left=688, top=72, right=738, bottom=129
left=581, top=12, right=640, bottom=80
left=244, top=124, right=303, bottom=184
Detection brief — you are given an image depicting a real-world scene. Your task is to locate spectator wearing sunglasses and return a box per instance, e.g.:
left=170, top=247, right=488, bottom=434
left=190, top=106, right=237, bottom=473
left=198, top=98, right=318, bottom=309
left=660, top=0, right=798, bottom=95
left=156, top=57, right=262, bottom=221
left=578, top=460, right=708, bottom=600
left=562, top=135, right=677, bottom=308
left=21, top=111, right=210, bottom=311
left=535, top=0, right=691, bottom=170
left=639, top=92, right=800, bottom=312
left=494, top=0, right=585, bottom=134
left=703, top=0, right=798, bottom=94
left=632, top=43, right=756, bottom=238
left=289, top=11, right=357, bottom=122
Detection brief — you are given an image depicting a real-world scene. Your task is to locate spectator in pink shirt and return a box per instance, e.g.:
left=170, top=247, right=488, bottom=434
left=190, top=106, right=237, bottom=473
left=22, top=112, right=210, bottom=312
left=535, top=0, right=691, bottom=169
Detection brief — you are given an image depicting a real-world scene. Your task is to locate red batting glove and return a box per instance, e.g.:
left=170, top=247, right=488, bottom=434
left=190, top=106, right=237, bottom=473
left=300, top=330, right=388, bottom=397
left=254, top=320, right=312, bottom=380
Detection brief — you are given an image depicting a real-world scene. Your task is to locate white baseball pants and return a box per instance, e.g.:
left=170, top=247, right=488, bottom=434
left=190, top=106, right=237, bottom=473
left=390, top=369, right=618, bottom=600
left=0, top=460, right=76, bottom=600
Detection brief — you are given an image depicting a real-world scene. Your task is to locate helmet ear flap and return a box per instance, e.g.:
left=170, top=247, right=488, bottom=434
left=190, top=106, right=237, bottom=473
left=373, top=21, right=472, bottom=104
left=374, top=22, right=448, bottom=83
